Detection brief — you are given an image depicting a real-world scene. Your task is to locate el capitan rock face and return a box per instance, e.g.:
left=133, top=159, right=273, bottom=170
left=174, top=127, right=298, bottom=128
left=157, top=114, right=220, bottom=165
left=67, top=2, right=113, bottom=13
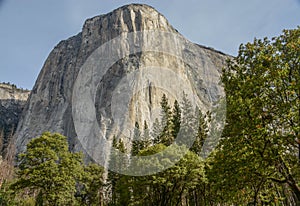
left=15, top=4, right=230, bottom=163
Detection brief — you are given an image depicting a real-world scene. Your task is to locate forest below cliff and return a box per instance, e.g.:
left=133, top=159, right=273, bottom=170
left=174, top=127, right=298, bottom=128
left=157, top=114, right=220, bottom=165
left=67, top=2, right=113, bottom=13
left=0, top=27, right=299, bottom=206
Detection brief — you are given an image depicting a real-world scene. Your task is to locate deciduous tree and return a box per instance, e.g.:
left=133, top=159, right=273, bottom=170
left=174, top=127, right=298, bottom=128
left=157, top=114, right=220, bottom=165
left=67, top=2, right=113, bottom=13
left=210, top=27, right=300, bottom=205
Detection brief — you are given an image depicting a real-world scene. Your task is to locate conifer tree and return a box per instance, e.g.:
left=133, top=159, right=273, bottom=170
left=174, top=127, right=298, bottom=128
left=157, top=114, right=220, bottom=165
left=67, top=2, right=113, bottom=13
left=142, top=120, right=151, bottom=149
left=107, top=136, right=130, bottom=206
left=160, top=94, right=174, bottom=146
left=180, top=92, right=198, bottom=146
left=152, top=118, right=162, bottom=145
left=132, top=122, right=142, bottom=156
left=107, top=136, right=120, bottom=205
left=171, top=100, right=181, bottom=140
left=11, top=132, right=83, bottom=205
left=190, top=108, right=209, bottom=155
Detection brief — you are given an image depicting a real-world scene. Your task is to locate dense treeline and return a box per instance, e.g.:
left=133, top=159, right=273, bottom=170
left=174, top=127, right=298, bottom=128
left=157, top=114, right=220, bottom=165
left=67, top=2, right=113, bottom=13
left=0, top=26, right=299, bottom=205
left=106, top=91, right=211, bottom=206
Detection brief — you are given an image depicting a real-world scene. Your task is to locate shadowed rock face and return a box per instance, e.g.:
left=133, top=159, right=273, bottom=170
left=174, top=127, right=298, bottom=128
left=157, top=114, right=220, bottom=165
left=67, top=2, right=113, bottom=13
left=0, top=83, right=29, bottom=154
left=14, top=4, right=230, bottom=161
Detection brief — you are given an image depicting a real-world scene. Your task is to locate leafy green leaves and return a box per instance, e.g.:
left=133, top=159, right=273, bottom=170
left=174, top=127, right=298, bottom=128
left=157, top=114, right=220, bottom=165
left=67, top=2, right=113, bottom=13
left=10, top=132, right=104, bottom=205
left=209, top=26, right=300, bottom=205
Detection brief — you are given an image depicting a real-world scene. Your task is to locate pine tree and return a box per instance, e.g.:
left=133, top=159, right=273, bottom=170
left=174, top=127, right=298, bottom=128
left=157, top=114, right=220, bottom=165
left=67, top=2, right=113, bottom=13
left=117, top=139, right=126, bottom=154
left=179, top=92, right=198, bottom=146
left=171, top=100, right=181, bottom=140
left=107, top=136, right=130, bottom=205
left=107, top=136, right=120, bottom=205
left=152, top=118, right=162, bottom=145
left=142, top=120, right=151, bottom=149
left=160, top=94, right=170, bottom=127
left=11, top=132, right=83, bottom=205
left=190, top=108, right=209, bottom=155
left=132, top=121, right=151, bottom=155
left=160, top=94, right=174, bottom=146
left=132, top=122, right=141, bottom=156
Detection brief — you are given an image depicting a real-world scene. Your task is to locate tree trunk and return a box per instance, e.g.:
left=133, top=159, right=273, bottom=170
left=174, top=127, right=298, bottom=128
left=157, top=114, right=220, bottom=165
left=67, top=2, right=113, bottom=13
left=279, top=156, right=300, bottom=202
left=287, top=176, right=300, bottom=203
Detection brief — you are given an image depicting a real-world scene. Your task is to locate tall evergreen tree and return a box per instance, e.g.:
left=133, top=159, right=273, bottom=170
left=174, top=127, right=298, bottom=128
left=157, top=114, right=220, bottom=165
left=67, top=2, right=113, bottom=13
left=152, top=118, right=162, bottom=145
left=171, top=100, right=181, bottom=140
left=191, top=108, right=209, bottom=155
left=142, top=120, right=151, bottom=149
left=11, top=132, right=83, bottom=205
left=179, top=92, right=198, bottom=146
left=107, top=136, right=120, bottom=205
left=160, top=94, right=174, bottom=146
left=131, top=122, right=141, bottom=156
left=107, top=136, right=130, bottom=206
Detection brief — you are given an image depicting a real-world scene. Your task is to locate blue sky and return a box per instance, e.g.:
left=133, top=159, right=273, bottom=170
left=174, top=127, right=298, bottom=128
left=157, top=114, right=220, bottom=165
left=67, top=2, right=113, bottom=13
left=0, top=0, right=299, bottom=89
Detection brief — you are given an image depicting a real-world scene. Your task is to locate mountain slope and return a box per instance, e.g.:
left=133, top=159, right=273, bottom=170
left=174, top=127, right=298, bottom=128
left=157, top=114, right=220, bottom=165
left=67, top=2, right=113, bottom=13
left=0, top=83, right=29, bottom=154
left=15, top=4, right=230, bottom=165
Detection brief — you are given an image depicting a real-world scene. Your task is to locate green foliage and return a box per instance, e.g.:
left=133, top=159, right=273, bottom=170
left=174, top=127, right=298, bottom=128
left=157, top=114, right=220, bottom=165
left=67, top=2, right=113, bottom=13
left=11, top=132, right=84, bottom=205
left=153, top=95, right=183, bottom=146
left=77, top=163, right=104, bottom=206
left=159, top=94, right=174, bottom=146
left=131, top=121, right=151, bottom=156
left=190, top=108, right=209, bottom=156
left=179, top=92, right=198, bottom=146
left=151, top=118, right=162, bottom=144
left=142, top=121, right=151, bottom=149
left=209, top=26, right=300, bottom=205
left=107, top=137, right=131, bottom=206
left=129, top=144, right=206, bottom=206
left=0, top=181, right=17, bottom=206
left=171, top=100, right=181, bottom=140
left=131, top=122, right=141, bottom=156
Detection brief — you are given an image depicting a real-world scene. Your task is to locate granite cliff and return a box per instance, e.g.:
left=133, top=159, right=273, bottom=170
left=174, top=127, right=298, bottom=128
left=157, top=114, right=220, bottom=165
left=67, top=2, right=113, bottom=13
left=0, top=83, right=29, bottom=155
left=14, top=4, right=230, bottom=164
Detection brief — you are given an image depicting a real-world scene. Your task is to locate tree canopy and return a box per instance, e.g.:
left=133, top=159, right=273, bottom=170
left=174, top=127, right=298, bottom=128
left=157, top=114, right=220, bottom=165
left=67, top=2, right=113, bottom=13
left=209, top=26, right=300, bottom=205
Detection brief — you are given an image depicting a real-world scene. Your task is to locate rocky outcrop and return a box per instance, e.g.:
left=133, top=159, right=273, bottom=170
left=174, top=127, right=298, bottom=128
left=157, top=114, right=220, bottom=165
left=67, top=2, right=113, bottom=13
left=15, top=4, right=230, bottom=164
left=0, top=83, right=29, bottom=154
